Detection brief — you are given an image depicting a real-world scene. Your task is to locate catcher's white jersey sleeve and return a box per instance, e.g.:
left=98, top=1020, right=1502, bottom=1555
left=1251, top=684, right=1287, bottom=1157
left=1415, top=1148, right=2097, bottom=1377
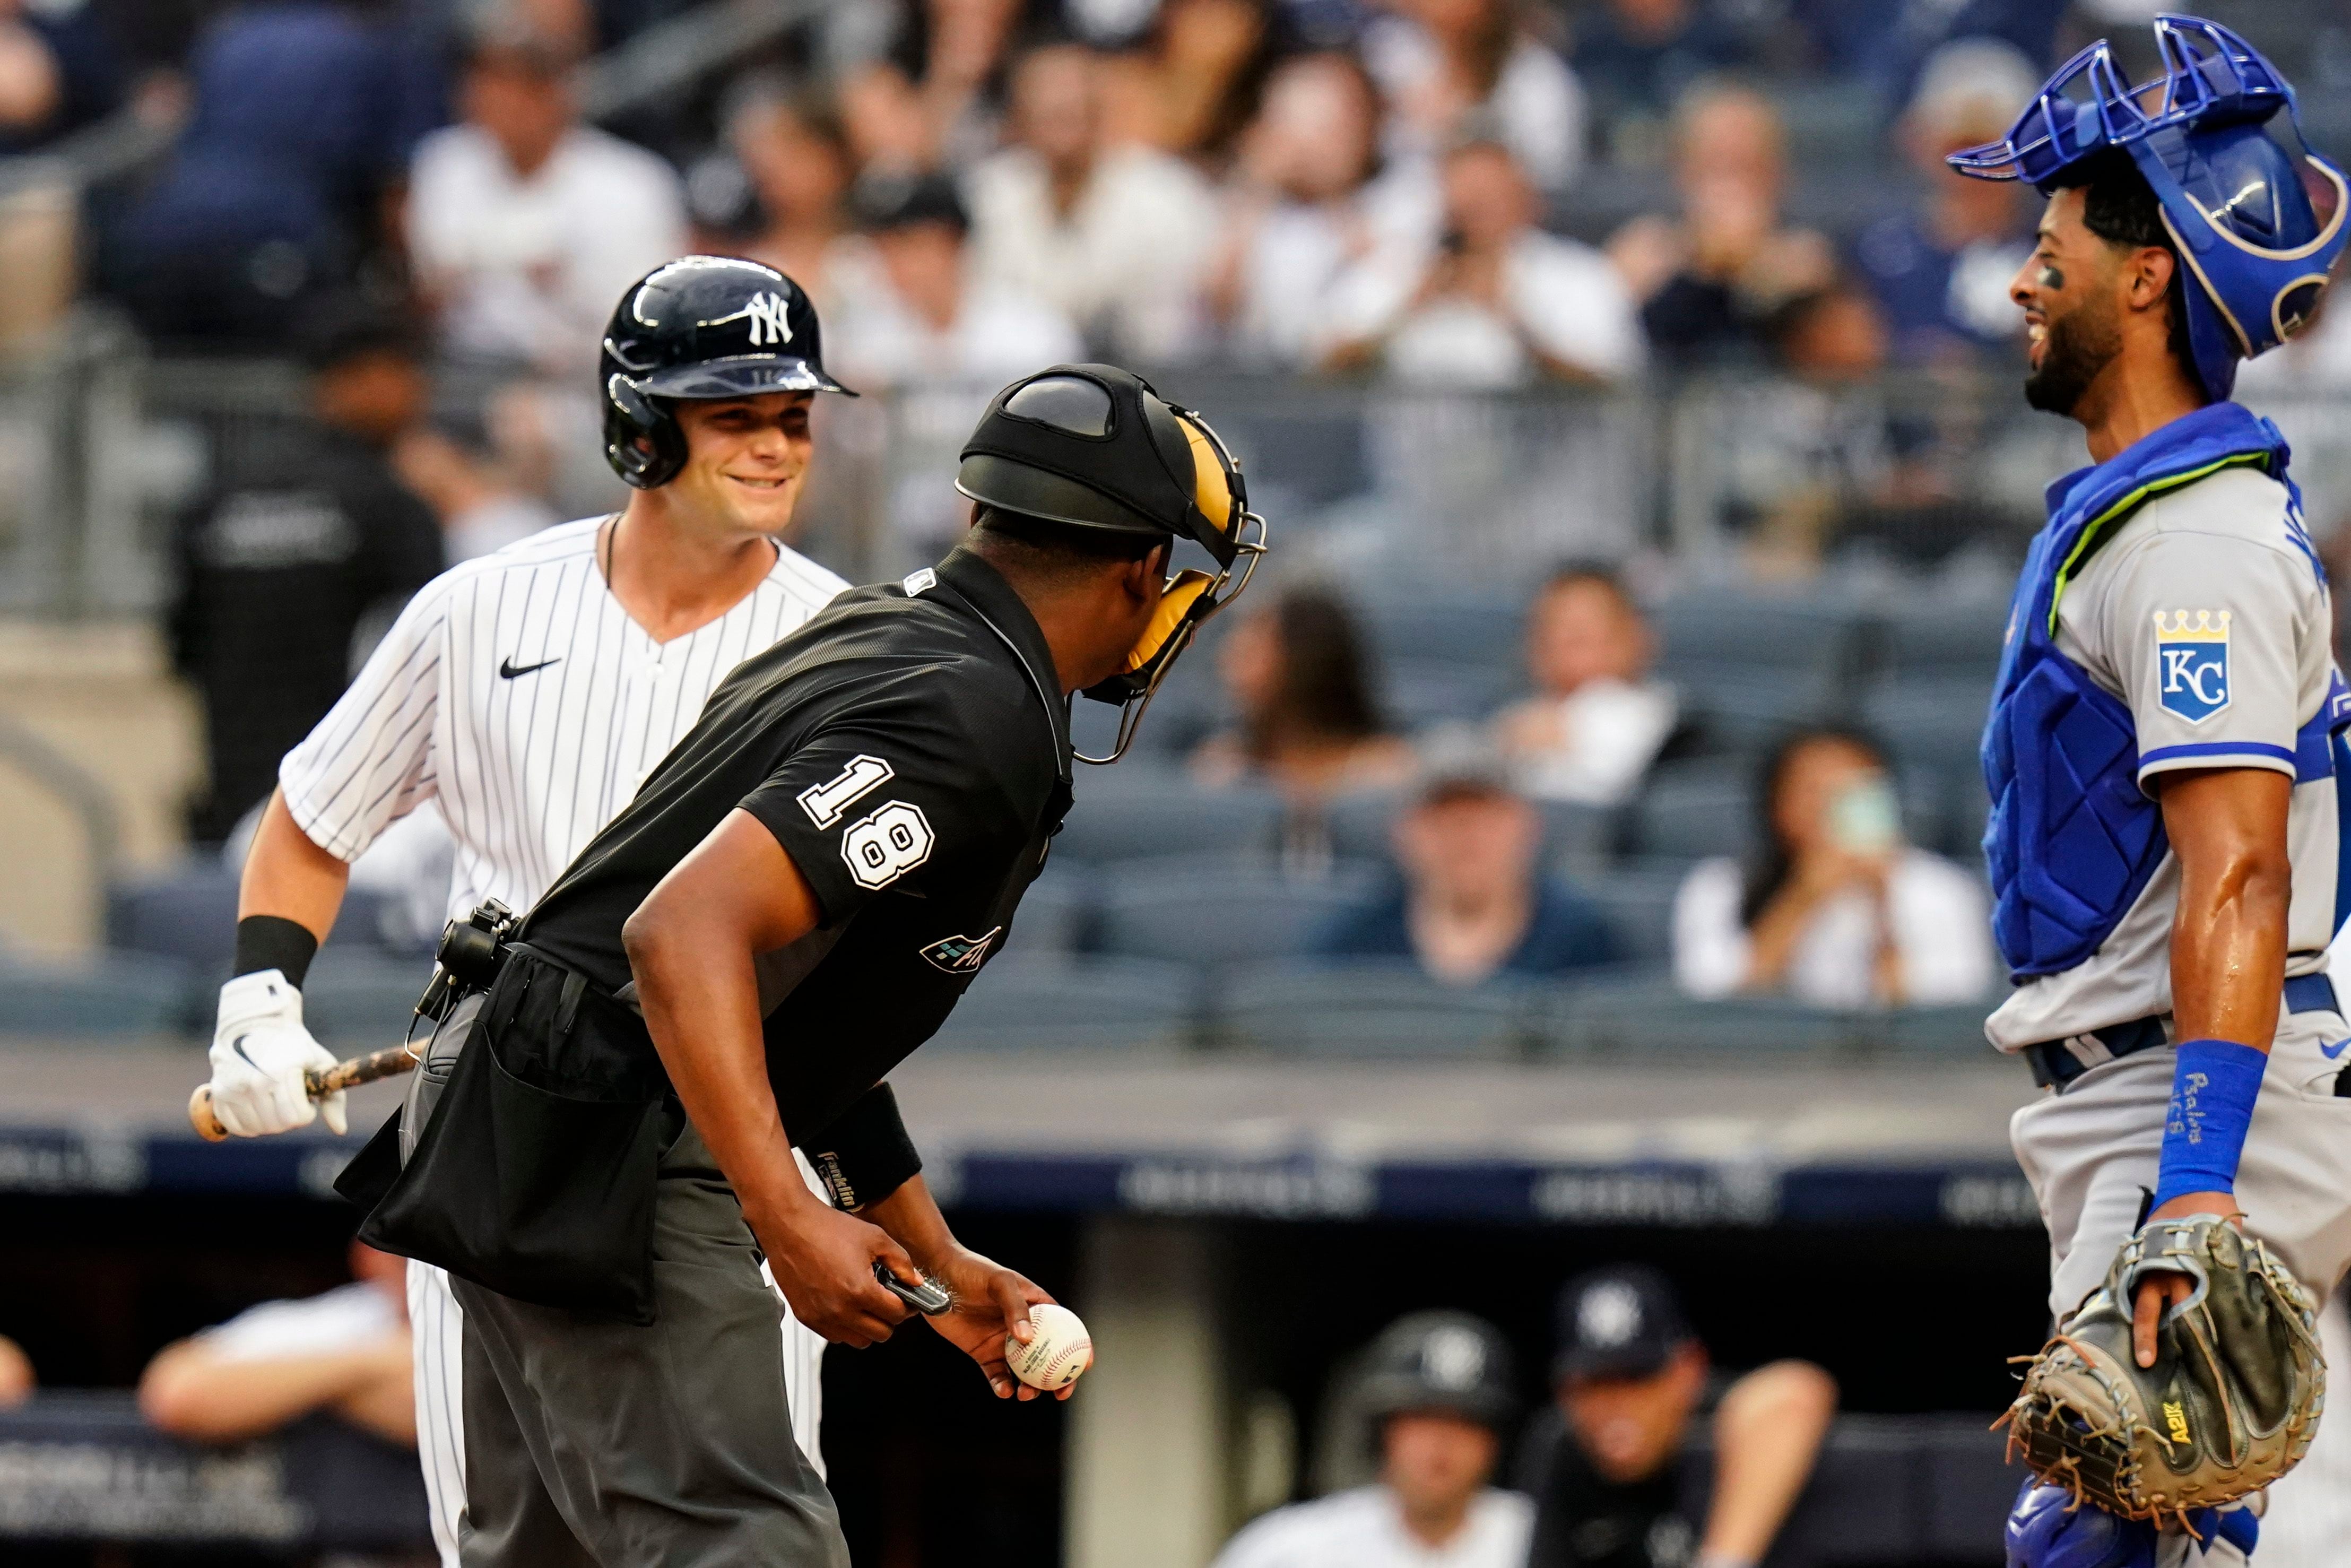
left=277, top=516, right=847, bottom=1566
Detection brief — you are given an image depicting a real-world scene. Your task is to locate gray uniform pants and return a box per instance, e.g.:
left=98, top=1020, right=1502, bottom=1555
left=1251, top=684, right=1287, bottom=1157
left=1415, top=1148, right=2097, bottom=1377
left=452, top=1121, right=848, bottom=1568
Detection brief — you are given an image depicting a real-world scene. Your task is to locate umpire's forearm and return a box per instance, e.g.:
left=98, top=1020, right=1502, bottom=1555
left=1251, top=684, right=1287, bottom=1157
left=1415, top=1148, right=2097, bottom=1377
left=624, top=920, right=812, bottom=1231
left=863, top=1176, right=957, bottom=1269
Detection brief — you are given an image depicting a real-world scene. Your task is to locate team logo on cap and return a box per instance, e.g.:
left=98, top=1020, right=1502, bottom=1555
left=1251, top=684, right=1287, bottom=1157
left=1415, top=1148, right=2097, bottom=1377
left=1420, top=1327, right=1488, bottom=1389
left=1578, top=1281, right=1644, bottom=1348
left=741, top=291, right=794, bottom=347
left=2154, top=609, right=2232, bottom=724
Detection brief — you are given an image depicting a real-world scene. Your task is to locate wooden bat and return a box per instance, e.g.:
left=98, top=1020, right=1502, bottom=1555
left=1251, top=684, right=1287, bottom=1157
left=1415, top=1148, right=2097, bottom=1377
left=188, top=1043, right=421, bottom=1142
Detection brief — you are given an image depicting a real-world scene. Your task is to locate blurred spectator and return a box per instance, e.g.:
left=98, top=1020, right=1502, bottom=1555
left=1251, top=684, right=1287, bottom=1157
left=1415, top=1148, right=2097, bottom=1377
left=1193, top=584, right=1414, bottom=804
left=406, top=23, right=686, bottom=374
left=829, top=171, right=1081, bottom=387
left=1520, top=1266, right=1836, bottom=1568
left=1493, top=564, right=1677, bottom=806
left=140, top=1242, right=414, bottom=1447
left=0, top=1333, right=31, bottom=1406
left=1571, top=0, right=1751, bottom=158
left=702, top=81, right=862, bottom=307
left=1317, top=742, right=1620, bottom=984
left=1672, top=726, right=1993, bottom=1009
left=847, top=0, right=1028, bottom=174
left=967, top=41, right=1219, bottom=361
left=1105, top=0, right=1277, bottom=167
left=0, top=0, right=122, bottom=153
left=1203, top=50, right=1439, bottom=368
left=169, top=304, right=444, bottom=843
left=1687, top=277, right=1900, bottom=573
left=1609, top=82, right=1835, bottom=366
left=103, top=0, right=430, bottom=346
left=1851, top=39, right=2038, bottom=367
left=1214, top=1312, right=1530, bottom=1568
left=1361, top=0, right=1585, bottom=194
left=1320, top=138, right=1642, bottom=386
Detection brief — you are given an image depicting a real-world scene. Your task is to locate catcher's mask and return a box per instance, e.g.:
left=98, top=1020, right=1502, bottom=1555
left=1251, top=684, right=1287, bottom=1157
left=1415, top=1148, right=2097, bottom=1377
left=957, top=365, right=1269, bottom=764
left=1946, top=14, right=2348, bottom=401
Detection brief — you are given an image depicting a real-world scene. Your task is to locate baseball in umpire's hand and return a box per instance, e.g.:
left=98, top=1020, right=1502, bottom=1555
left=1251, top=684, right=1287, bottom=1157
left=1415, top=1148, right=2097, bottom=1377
left=919, top=1248, right=1072, bottom=1401
left=758, top=1199, right=916, bottom=1348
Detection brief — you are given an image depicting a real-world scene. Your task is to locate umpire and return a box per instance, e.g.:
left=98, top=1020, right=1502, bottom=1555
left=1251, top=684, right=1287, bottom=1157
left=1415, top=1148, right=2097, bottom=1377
left=348, top=363, right=1265, bottom=1565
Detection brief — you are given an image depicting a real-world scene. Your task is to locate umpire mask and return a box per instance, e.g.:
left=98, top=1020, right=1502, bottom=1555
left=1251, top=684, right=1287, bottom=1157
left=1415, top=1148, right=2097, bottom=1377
left=957, top=366, right=1269, bottom=764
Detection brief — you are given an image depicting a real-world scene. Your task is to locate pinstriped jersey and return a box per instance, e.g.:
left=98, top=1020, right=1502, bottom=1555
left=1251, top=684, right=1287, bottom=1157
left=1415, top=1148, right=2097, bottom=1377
left=277, top=516, right=848, bottom=922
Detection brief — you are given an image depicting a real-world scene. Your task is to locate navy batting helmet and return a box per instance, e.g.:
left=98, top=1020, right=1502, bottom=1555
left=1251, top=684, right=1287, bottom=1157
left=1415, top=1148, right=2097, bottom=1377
left=1354, top=1311, right=1520, bottom=1431
left=600, top=256, right=855, bottom=489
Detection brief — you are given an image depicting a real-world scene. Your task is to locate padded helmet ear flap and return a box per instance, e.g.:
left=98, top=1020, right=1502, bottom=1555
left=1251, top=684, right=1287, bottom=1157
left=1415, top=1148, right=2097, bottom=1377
left=1082, top=570, right=1216, bottom=705
left=603, top=374, right=687, bottom=490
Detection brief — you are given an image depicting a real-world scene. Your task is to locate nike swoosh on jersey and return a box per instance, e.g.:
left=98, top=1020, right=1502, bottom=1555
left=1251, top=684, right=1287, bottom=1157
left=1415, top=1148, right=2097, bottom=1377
left=2322, top=1038, right=2350, bottom=1060
left=498, top=656, right=561, bottom=679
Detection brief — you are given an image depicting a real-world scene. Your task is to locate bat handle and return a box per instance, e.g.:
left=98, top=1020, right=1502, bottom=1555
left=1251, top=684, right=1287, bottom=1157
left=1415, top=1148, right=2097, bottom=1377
left=188, top=1084, right=230, bottom=1142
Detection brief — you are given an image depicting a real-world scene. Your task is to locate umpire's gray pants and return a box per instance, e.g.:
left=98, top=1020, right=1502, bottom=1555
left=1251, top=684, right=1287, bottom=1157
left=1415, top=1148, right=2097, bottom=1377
left=450, top=1121, right=848, bottom=1568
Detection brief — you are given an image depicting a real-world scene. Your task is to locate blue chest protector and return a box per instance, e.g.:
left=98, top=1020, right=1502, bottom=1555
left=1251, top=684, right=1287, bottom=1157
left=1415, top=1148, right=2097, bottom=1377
left=1982, top=402, right=2349, bottom=980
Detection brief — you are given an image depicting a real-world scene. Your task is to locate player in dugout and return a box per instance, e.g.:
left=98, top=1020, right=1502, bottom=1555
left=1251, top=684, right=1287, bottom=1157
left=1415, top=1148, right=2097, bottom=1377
left=334, top=363, right=1268, bottom=1564
left=1945, top=18, right=2351, bottom=1562
left=1517, top=1266, right=1836, bottom=1568
left=1212, top=1312, right=1535, bottom=1568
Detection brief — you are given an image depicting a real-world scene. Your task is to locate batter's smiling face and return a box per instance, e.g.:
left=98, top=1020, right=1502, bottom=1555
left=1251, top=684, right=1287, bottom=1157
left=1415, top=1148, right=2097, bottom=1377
left=671, top=392, right=816, bottom=534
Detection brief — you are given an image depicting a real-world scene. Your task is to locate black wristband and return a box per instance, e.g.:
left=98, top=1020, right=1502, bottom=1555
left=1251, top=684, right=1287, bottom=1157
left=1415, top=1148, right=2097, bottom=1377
left=234, top=915, right=320, bottom=989
left=804, top=1084, right=922, bottom=1211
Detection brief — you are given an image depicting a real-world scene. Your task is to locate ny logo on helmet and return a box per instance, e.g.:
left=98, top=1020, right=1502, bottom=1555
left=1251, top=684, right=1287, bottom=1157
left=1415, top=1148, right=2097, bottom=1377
left=743, top=292, right=794, bottom=347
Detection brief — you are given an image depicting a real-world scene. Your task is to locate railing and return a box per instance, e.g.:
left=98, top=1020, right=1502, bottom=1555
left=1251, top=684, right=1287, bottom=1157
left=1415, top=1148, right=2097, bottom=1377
left=10, top=331, right=2351, bottom=617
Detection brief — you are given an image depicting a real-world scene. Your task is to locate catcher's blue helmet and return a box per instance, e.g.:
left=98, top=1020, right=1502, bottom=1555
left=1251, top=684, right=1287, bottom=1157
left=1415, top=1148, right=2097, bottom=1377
left=1947, top=15, right=2347, bottom=401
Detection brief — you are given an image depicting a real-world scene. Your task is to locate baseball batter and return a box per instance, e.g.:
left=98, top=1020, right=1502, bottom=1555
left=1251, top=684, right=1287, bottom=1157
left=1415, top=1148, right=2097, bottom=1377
left=196, top=257, right=852, bottom=1564
left=1947, top=18, right=2351, bottom=1563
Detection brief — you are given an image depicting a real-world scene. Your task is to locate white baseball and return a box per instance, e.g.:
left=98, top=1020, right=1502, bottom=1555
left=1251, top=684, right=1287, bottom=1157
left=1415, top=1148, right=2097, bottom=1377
left=1005, top=1303, right=1093, bottom=1391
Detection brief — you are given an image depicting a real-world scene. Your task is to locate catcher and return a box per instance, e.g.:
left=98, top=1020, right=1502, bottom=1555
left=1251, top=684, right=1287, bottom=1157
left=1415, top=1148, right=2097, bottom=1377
left=1948, top=16, right=2351, bottom=1564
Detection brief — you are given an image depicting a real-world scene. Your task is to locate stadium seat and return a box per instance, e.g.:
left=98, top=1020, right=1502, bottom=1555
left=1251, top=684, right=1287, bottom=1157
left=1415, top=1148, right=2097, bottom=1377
left=923, top=956, right=1199, bottom=1052
left=1876, top=1002, right=2001, bottom=1059
left=1627, top=765, right=1754, bottom=862
left=1358, top=593, right=1525, bottom=670
left=993, top=864, right=1095, bottom=960
left=1870, top=595, right=2010, bottom=681
left=1862, top=678, right=1992, bottom=773
left=1214, top=961, right=1533, bottom=1058
left=1384, top=660, right=1513, bottom=732
left=0, top=952, right=194, bottom=1037
left=1550, top=978, right=1854, bottom=1055
left=1576, top=863, right=1689, bottom=965
left=1653, top=592, right=1871, bottom=744
left=1052, top=769, right=1285, bottom=865
left=107, top=862, right=395, bottom=975
left=301, top=954, right=434, bottom=1050
left=1094, top=864, right=1376, bottom=968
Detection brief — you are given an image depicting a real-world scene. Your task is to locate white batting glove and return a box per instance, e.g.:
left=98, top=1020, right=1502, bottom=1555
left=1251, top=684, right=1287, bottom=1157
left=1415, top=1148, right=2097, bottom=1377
left=207, top=969, right=344, bottom=1136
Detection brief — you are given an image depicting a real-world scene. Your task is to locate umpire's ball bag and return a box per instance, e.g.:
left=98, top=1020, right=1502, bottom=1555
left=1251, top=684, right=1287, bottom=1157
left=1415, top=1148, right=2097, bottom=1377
left=337, top=947, right=671, bottom=1324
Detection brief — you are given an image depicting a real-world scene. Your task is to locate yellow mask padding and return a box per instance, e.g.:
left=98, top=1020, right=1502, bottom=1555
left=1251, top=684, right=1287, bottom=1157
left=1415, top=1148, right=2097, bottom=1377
left=1123, top=570, right=1215, bottom=674
left=1177, top=418, right=1235, bottom=536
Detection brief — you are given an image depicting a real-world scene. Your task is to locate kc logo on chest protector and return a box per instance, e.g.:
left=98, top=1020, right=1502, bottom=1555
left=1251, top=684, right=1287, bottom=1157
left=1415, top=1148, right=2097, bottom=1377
left=2154, top=609, right=2232, bottom=724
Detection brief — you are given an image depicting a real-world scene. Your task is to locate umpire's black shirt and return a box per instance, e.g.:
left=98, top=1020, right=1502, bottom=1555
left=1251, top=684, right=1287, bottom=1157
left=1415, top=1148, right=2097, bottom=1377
left=518, top=546, right=1072, bottom=1143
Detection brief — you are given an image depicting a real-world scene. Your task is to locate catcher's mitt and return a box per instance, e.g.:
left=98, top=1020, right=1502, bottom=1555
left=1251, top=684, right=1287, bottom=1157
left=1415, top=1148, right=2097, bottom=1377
left=2001, top=1215, right=2326, bottom=1526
